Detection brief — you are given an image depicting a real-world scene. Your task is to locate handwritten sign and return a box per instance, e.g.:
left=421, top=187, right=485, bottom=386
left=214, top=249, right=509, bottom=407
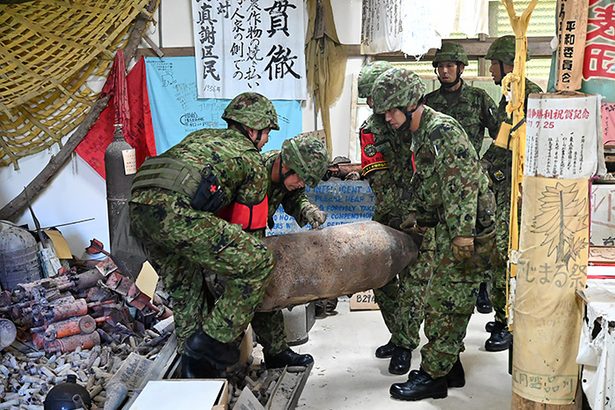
left=266, top=180, right=375, bottom=236
left=191, top=0, right=306, bottom=99
left=555, top=0, right=589, bottom=91
left=582, top=0, right=615, bottom=102
left=513, top=176, right=587, bottom=404
left=524, top=94, right=600, bottom=179
left=590, top=183, right=615, bottom=246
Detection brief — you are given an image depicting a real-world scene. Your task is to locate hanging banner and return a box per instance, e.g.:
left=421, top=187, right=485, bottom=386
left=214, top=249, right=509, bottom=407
left=582, top=0, right=615, bottom=102
left=191, top=0, right=306, bottom=100
left=555, top=0, right=589, bottom=91
left=524, top=94, right=603, bottom=179
left=360, top=0, right=488, bottom=56
left=144, top=56, right=302, bottom=154
left=513, top=176, right=588, bottom=404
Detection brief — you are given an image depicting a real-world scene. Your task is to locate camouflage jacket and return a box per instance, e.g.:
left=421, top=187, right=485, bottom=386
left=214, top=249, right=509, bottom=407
left=370, top=114, right=415, bottom=205
left=262, top=150, right=312, bottom=226
left=131, top=128, right=268, bottom=208
left=409, top=106, right=488, bottom=238
left=424, top=80, right=499, bottom=155
left=483, top=78, right=543, bottom=179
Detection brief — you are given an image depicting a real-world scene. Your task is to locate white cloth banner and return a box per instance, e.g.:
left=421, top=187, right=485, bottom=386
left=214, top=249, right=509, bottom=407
left=361, top=0, right=488, bottom=56
left=577, top=281, right=615, bottom=410
left=525, top=94, right=605, bottom=179
left=191, top=0, right=306, bottom=100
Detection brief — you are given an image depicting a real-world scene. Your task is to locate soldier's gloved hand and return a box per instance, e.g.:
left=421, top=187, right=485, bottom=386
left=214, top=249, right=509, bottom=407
left=399, top=212, right=418, bottom=233
left=452, top=236, right=475, bottom=261
left=303, top=204, right=327, bottom=228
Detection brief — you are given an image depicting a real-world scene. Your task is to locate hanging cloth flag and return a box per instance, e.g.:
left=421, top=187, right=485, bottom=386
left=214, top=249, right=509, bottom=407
left=77, top=55, right=156, bottom=178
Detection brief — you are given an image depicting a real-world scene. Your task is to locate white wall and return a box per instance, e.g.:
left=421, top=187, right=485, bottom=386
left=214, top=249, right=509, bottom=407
left=0, top=0, right=363, bottom=254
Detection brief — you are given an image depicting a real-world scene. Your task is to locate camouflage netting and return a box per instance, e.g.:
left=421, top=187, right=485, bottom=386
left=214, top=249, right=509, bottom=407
left=0, top=0, right=155, bottom=169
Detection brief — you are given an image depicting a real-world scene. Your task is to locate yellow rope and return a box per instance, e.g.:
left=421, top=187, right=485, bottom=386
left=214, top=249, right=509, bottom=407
left=501, top=0, right=538, bottom=329
left=0, top=0, right=155, bottom=169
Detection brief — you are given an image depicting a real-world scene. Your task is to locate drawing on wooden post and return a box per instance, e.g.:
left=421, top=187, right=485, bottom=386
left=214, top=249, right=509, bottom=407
left=531, top=181, right=588, bottom=267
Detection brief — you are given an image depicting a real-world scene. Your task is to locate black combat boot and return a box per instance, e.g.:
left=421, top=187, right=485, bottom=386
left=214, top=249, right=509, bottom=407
left=390, top=369, right=448, bottom=401
left=264, top=348, right=314, bottom=368
left=476, top=282, right=493, bottom=313
left=445, top=357, right=465, bottom=388
left=180, top=354, right=218, bottom=378
left=375, top=340, right=396, bottom=359
left=181, top=330, right=240, bottom=378
left=388, top=346, right=411, bottom=375
left=485, top=321, right=513, bottom=351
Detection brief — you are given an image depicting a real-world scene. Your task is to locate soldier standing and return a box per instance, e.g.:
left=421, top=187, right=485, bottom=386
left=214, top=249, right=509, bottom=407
left=129, top=92, right=279, bottom=378
left=424, top=42, right=500, bottom=315
left=482, top=35, right=543, bottom=352
left=357, top=61, right=414, bottom=374
left=252, top=133, right=329, bottom=368
left=372, top=68, right=496, bottom=401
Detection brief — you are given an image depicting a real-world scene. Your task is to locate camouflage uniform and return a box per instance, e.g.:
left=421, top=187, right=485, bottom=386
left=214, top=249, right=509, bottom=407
left=129, top=93, right=278, bottom=357
left=372, top=69, right=495, bottom=384
left=424, top=43, right=499, bottom=155
left=252, top=136, right=329, bottom=356
left=358, top=62, right=433, bottom=355
left=483, top=36, right=543, bottom=326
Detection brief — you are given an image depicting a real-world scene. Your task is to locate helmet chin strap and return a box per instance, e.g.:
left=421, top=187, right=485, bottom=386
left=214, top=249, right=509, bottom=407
left=434, top=63, right=462, bottom=89
left=398, top=96, right=424, bottom=132
left=238, top=124, right=264, bottom=150
left=277, top=158, right=295, bottom=192
left=495, top=61, right=505, bottom=86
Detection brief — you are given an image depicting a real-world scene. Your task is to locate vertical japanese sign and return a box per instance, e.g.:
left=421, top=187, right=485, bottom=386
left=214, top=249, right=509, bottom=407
left=582, top=0, right=615, bottom=102
left=191, top=0, right=306, bottom=100
left=524, top=94, right=601, bottom=179
left=555, top=0, right=589, bottom=91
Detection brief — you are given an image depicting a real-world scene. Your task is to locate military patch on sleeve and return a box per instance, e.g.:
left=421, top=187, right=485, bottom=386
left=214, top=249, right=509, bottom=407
left=364, top=144, right=378, bottom=157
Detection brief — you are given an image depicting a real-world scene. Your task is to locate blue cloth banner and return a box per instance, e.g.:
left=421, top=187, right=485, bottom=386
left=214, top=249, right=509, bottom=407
left=266, top=180, right=375, bottom=236
left=144, top=56, right=302, bottom=153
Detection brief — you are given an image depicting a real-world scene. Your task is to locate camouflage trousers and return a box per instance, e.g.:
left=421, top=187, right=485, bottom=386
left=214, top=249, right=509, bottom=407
left=490, top=179, right=512, bottom=324
left=421, top=223, right=495, bottom=378
left=129, top=192, right=275, bottom=348
left=368, top=171, right=398, bottom=224
left=373, top=229, right=435, bottom=350
left=251, top=311, right=287, bottom=355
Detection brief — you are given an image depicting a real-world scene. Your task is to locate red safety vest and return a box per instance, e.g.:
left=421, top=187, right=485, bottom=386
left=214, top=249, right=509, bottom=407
left=217, top=196, right=269, bottom=231
left=360, top=128, right=388, bottom=177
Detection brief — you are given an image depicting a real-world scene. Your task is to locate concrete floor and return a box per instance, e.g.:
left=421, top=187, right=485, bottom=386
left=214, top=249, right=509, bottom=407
left=294, top=298, right=512, bottom=409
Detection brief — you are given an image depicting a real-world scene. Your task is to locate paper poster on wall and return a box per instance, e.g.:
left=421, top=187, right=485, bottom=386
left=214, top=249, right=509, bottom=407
left=266, top=180, right=375, bottom=236
left=582, top=0, right=615, bottom=102
left=590, top=183, right=615, bottom=246
left=144, top=57, right=302, bottom=154
left=513, top=176, right=588, bottom=404
left=524, top=94, right=601, bottom=178
left=191, top=0, right=306, bottom=100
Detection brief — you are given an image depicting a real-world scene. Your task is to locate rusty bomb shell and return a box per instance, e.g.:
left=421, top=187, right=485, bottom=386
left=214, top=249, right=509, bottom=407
left=258, top=221, right=417, bottom=311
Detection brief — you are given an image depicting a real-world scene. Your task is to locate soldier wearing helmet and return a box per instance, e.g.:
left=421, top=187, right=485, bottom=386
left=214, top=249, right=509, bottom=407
left=424, top=42, right=499, bottom=319
left=482, top=35, right=543, bottom=353
left=357, top=61, right=419, bottom=376
left=425, top=43, right=499, bottom=154
left=373, top=68, right=496, bottom=401
left=129, top=92, right=279, bottom=379
left=250, top=132, right=330, bottom=369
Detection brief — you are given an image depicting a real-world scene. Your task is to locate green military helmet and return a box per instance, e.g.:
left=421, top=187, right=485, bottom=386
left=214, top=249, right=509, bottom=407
left=357, top=61, right=394, bottom=98
left=222, top=92, right=280, bottom=131
left=281, top=132, right=329, bottom=188
left=485, top=35, right=529, bottom=66
left=371, top=68, right=426, bottom=114
left=432, top=43, right=469, bottom=67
